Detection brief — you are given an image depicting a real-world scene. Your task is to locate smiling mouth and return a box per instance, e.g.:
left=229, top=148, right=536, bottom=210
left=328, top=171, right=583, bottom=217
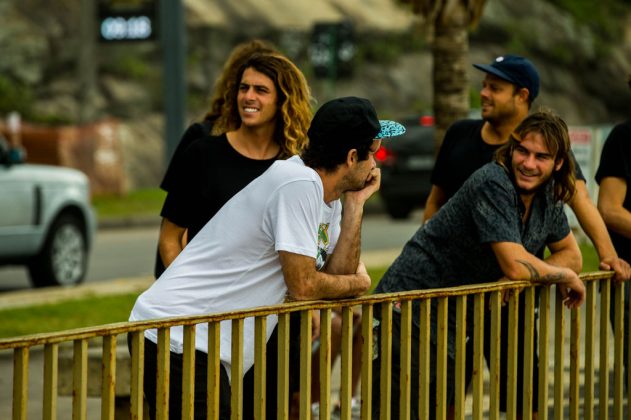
left=243, top=107, right=259, bottom=113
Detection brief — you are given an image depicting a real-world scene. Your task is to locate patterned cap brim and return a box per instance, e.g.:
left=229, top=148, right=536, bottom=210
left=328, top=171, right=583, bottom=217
left=375, top=120, right=406, bottom=139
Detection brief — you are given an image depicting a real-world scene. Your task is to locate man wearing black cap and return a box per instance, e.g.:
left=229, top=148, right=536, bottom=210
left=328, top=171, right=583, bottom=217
left=129, top=96, right=404, bottom=419
left=421, top=54, right=630, bottom=416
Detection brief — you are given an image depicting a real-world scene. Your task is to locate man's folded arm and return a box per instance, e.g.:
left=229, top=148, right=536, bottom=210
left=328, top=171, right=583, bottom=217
left=279, top=251, right=371, bottom=301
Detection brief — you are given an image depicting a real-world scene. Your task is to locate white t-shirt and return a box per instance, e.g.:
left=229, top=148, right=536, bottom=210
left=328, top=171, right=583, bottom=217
left=130, top=156, right=341, bottom=377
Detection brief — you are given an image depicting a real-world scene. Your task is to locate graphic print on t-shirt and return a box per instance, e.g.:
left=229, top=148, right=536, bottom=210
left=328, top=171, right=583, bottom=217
left=316, top=223, right=330, bottom=270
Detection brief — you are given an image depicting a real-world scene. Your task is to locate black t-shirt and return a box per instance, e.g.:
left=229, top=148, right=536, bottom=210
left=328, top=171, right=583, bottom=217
left=161, top=133, right=277, bottom=241
left=595, top=119, right=631, bottom=260
left=160, top=120, right=213, bottom=193
left=431, top=119, right=586, bottom=201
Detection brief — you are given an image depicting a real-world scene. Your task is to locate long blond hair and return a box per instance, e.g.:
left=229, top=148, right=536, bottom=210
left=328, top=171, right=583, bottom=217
left=213, top=53, right=313, bottom=158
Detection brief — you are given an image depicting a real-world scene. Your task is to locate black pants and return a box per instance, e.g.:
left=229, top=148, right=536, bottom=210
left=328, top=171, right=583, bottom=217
left=129, top=314, right=301, bottom=419
left=370, top=305, right=456, bottom=420
left=463, top=292, right=540, bottom=413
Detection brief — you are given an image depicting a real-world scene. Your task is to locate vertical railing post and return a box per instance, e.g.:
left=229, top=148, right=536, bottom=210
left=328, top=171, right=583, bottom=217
left=157, top=328, right=171, bottom=420
left=398, top=300, right=412, bottom=420
left=207, top=322, right=221, bottom=420
left=360, top=304, right=373, bottom=420
left=584, top=282, right=596, bottom=420
left=379, top=302, right=392, bottom=420
left=472, top=293, right=485, bottom=420
left=182, top=325, right=196, bottom=419
left=569, top=304, right=580, bottom=420
left=613, top=281, right=624, bottom=420
left=130, top=332, right=145, bottom=420
left=538, top=286, right=551, bottom=419
left=231, top=319, right=244, bottom=420
left=435, top=298, right=448, bottom=420
left=489, top=291, right=502, bottom=420
left=600, top=281, right=611, bottom=420
left=506, top=291, right=519, bottom=420
left=73, top=339, right=88, bottom=420
left=418, top=299, right=431, bottom=419
left=522, top=287, right=536, bottom=420
left=254, top=316, right=267, bottom=420
left=277, top=313, right=290, bottom=420
left=454, top=295, right=467, bottom=419
left=554, top=287, right=566, bottom=420
left=101, top=335, right=117, bottom=420
left=43, top=343, right=59, bottom=420
left=13, top=347, right=29, bottom=420
left=299, top=310, right=312, bottom=420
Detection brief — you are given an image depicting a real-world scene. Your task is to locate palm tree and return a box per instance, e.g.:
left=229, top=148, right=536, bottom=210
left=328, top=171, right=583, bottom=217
left=400, top=0, right=486, bottom=150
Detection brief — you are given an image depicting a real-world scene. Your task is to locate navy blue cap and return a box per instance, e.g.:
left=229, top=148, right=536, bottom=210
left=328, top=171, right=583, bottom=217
left=474, top=55, right=540, bottom=100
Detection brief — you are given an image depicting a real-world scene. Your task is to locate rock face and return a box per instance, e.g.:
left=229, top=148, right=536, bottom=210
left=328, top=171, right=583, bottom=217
left=0, top=0, right=629, bottom=190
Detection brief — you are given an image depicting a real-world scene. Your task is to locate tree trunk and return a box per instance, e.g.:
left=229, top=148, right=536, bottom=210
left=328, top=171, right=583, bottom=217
left=432, top=6, right=471, bottom=152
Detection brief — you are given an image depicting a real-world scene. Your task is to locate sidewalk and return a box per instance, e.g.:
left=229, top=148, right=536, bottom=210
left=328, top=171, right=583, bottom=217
left=0, top=248, right=402, bottom=310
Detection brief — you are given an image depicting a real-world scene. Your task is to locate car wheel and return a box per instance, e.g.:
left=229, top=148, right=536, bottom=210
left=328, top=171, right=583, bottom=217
left=384, top=201, right=413, bottom=220
left=28, top=214, right=88, bottom=287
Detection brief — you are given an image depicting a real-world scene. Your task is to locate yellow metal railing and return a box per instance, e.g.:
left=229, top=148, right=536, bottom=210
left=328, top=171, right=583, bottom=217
left=0, top=271, right=627, bottom=419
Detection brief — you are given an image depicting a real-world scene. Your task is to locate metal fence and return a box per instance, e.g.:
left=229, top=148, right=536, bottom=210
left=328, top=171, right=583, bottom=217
left=0, top=270, right=627, bottom=420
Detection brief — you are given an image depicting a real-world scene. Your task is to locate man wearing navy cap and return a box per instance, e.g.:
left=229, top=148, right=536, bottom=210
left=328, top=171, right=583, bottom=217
left=130, top=96, right=405, bottom=419
left=422, top=55, right=630, bottom=415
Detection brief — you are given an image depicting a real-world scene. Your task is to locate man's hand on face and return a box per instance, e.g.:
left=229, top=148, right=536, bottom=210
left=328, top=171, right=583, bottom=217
left=599, top=256, right=631, bottom=283
left=345, top=167, right=381, bottom=206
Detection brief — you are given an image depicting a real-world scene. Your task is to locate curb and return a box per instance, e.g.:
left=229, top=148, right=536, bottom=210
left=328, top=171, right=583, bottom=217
left=0, top=249, right=401, bottom=310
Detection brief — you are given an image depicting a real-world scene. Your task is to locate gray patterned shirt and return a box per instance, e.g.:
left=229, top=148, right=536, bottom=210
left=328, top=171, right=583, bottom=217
left=375, top=162, right=570, bottom=355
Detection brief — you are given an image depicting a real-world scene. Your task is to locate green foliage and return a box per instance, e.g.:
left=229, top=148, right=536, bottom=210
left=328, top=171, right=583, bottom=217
left=548, top=0, right=627, bottom=40
left=0, top=75, right=33, bottom=116
left=356, top=31, right=427, bottom=64
left=103, top=53, right=152, bottom=80
left=92, top=188, right=166, bottom=218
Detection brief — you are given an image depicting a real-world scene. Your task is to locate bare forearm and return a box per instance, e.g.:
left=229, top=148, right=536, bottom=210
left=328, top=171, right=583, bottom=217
left=423, top=186, right=447, bottom=223
left=571, top=181, right=618, bottom=260
left=158, top=218, right=186, bottom=268
left=600, top=207, right=631, bottom=239
left=290, top=271, right=371, bottom=301
left=544, top=248, right=582, bottom=274
left=324, top=201, right=363, bottom=275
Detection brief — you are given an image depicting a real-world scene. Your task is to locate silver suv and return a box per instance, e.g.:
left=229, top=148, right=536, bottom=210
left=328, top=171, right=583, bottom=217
left=0, top=139, right=96, bottom=287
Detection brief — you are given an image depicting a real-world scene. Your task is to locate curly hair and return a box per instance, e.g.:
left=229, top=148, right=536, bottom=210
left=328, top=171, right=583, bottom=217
left=203, top=39, right=278, bottom=124
left=494, top=110, right=576, bottom=203
left=213, top=53, right=314, bottom=158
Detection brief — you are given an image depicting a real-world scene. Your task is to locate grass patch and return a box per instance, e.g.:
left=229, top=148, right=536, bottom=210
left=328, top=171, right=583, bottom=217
left=92, top=188, right=166, bottom=219
left=0, top=294, right=139, bottom=339
left=0, top=244, right=600, bottom=339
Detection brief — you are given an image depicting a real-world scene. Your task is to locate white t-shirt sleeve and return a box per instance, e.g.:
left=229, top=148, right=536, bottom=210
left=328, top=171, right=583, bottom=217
left=266, top=179, right=322, bottom=259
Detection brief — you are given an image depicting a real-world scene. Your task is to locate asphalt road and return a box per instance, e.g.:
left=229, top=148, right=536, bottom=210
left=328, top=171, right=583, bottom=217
left=0, top=211, right=423, bottom=292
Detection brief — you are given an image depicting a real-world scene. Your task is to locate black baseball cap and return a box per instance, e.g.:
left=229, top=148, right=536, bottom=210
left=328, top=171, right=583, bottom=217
left=307, top=97, right=405, bottom=147
left=473, top=55, right=540, bottom=100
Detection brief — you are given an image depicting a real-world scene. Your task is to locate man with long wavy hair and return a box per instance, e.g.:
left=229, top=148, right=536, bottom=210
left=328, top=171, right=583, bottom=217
left=372, top=110, right=585, bottom=419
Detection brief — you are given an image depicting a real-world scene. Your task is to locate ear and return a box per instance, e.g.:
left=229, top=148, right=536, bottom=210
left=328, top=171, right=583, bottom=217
left=517, top=87, right=530, bottom=104
left=346, top=149, right=358, bottom=167
left=554, top=157, right=564, bottom=172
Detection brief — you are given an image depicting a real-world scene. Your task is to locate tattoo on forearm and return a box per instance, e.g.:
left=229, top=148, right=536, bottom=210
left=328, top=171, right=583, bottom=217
left=516, top=260, right=565, bottom=284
